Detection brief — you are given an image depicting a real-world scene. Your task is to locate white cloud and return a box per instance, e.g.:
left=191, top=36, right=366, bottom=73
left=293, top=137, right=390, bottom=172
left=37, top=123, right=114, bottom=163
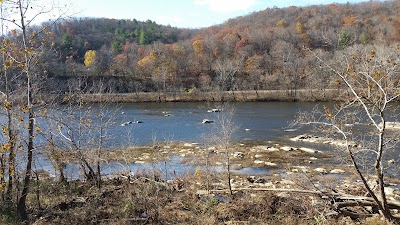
left=194, top=0, right=258, bottom=13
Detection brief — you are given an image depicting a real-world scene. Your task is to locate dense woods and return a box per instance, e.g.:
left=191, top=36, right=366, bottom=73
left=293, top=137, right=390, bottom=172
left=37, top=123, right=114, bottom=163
left=4, top=0, right=398, bottom=97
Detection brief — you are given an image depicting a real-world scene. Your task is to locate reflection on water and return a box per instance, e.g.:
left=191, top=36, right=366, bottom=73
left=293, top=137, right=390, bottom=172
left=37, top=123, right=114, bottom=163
left=103, top=156, right=270, bottom=179
left=38, top=156, right=269, bottom=180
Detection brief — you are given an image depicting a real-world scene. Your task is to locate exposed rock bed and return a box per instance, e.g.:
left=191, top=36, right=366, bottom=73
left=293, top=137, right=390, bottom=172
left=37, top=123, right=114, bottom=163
left=385, top=122, right=400, bottom=130
left=290, top=134, right=358, bottom=147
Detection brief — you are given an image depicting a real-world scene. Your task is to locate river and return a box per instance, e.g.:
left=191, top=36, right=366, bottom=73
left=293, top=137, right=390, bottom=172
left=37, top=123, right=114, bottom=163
left=9, top=101, right=400, bottom=179
left=97, top=101, right=319, bottom=147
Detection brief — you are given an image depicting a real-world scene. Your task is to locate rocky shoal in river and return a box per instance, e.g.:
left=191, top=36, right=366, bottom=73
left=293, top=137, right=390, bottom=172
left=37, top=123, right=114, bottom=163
left=98, top=140, right=348, bottom=177
left=53, top=136, right=400, bottom=203
left=104, top=139, right=400, bottom=203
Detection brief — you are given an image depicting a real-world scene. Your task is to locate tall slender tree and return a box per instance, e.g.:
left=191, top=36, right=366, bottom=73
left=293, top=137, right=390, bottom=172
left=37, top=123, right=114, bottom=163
left=0, top=0, right=68, bottom=220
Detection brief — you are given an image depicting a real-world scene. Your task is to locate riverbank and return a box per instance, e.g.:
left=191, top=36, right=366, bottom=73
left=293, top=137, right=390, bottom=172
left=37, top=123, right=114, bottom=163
left=0, top=136, right=397, bottom=224
left=27, top=171, right=392, bottom=225
left=77, top=89, right=350, bottom=103
left=21, top=140, right=400, bottom=224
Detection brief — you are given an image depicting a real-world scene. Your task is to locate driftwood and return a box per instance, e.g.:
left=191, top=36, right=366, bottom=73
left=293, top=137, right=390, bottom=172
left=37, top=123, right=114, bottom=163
left=200, top=187, right=324, bottom=195
left=198, top=187, right=400, bottom=219
left=334, top=195, right=400, bottom=210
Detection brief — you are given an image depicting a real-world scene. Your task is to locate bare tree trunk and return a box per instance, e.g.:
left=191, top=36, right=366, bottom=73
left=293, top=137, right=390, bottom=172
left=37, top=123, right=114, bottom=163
left=301, top=46, right=400, bottom=222
left=17, top=0, right=34, bottom=218
left=17, top=110, right=34, bottom=220
left=5, top=110, right=16, bottom=204
left=212, top=104, right=236, bottom=196
left=225, top=145, right=233, bottom=196
left=376, top=119, right=393, bottom=220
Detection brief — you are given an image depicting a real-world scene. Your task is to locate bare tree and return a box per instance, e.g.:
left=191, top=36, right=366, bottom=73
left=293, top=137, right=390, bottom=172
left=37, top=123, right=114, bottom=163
left=0, top=0, right=69, bottom=219
left=211, top=103, right=237, bottom=195
left=214, top=58, right=242, bottom=101
left=296, top=44, right=400, bottom=222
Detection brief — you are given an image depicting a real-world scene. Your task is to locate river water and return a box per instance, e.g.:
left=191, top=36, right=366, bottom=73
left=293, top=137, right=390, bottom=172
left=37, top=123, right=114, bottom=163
left=10, top=101, right=400, bottom=179
left=102, top=101, right=318, bottom=147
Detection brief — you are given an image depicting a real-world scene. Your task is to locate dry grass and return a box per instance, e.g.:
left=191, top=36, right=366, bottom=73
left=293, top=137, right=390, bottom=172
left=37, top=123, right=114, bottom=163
left=0, top=172, right=389, bottom=225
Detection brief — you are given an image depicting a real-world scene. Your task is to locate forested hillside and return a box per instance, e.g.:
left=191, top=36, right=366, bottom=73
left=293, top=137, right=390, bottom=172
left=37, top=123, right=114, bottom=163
left=17, top=0, right=400, bottom=95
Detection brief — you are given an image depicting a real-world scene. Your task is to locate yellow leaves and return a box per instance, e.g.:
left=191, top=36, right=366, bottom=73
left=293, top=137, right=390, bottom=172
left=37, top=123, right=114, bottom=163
left=44, top=29, right=52, bottom=37
left=245, top=57, right=254, bottom=73
left=2, top=39, right=12, bottom=48
left=374, top=70, right=379, bottom=79
left=3, top=101, right=12, bottom=110
left=11, top=29, right=17, bottom=35
left=2, top=126, right=7, bottom=134
left=25, top=48, right=33, bottom=55
left=373, top=70, right=386, bottom=80
left=41, top=38, right=47, bottom=45
left=30, top=31, right=36, bottom=39
left=245, top=55, right=263, bottom=74
left=276, top=19, right=287, bottom=27
left=137, top=51, right=157, bottom=67
left=370, top=49, right=376, bottom=58
left=149, top=51, right=157, bottom=58
left=192, top=40, right=203, bottom=56
left=323, top=105, right=334, bottom=119
left=35, top=126, right=41, bottom=132
left=20, top=104, right=29, bottom=113
left=194, top=166, right=202, bottom=182
left=4, top=59, right=13, bottom=68
left=84, top=50, right=96, bottom=67
left=295, top=22, right=306, bottom=34
left=1, top=142, right=12, bottom=151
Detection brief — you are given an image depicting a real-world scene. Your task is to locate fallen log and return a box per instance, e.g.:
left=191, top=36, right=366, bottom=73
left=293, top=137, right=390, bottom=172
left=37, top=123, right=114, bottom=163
left=334, top=200, right=378, bottom=209
left=334, top=195, right=400, bottom=210
left=200, top=187, right=400, bottom=219
left=198, top=188, right=324, bottom=195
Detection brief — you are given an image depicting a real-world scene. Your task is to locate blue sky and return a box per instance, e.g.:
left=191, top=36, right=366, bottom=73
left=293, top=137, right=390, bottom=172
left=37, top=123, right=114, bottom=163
left=70, top=0, right=370, bottom=28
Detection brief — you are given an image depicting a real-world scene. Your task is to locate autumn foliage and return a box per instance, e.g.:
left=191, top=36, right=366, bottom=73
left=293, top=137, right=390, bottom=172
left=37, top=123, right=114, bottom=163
left=4, top=0, right=400, bottom=95
left=84, top=50, right=96, bottom=67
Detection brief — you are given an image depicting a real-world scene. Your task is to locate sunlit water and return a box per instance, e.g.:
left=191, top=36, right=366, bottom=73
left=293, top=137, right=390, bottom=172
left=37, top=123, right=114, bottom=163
left=101, top=101, right=319, bottom=146
left=3, top=101, right=399, bottom=179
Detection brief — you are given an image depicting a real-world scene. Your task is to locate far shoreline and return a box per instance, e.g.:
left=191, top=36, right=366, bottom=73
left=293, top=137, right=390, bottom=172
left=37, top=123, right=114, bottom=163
left=74, top=89, right=351, bottom=104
